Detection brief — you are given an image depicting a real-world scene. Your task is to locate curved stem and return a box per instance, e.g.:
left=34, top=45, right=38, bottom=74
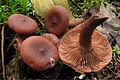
left=13, top=37, right=24, bottom=52
left=79, top=12, right=108, bottom=49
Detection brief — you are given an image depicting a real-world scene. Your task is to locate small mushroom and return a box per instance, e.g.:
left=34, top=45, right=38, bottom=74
left=7, top=14, right=38, bottom=34
left=41, top=33, right=59, bottom=46
left=59, top=12, right=112, bottom=72
left=51, top=0, right=84, bottom=27
left=13, top=37, right=24, bottom=52
left=20, top=36, right=59, bottom=71
left=44, top=5, right=69, bottom=36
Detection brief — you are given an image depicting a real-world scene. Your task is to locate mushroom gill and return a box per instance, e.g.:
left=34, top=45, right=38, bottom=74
left=59, top=12, right=112, bottom=72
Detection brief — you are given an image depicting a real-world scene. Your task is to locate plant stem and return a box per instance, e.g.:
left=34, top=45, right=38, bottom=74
left=79, top=12, right=108, bottom=49
left=69, top=0, right=83, bottom=12
left=1, top=25, right=6, bottom=80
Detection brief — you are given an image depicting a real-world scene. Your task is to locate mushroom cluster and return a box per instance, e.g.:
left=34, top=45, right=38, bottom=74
left=7, top=14, right=59, bottom=71
left=7, top=4, right=112, bottom=74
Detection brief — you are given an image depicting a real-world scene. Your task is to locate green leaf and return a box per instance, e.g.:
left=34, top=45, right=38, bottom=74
left=112, top=44, right=120, bottom=58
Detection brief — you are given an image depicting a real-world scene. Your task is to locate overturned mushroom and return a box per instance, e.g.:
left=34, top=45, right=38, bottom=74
left=41, top=33, right=59, bottom=46
left=20, top=36, right=59, bottom=71
left=7, top=14, right=38, bottom=34
left=59, top=12, right=112, bottom=72
left=44, top=5, right=69, bottom=36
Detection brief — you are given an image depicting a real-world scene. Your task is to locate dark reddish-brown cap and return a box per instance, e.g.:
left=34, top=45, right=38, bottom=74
left=44, top=5, right=69, bottom=36
left=20, top=36, right=59, bottom=71
left=7, top=14, right=38, bottom=34
left=59, top=13, right=112, bottom=73
left=41, top=33, right=59, bottom=46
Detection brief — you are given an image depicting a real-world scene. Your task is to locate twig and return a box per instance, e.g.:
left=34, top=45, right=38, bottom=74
left=1, top=25, right=6, bottom=80
left=6, top=33, right=17, bottom=53
left=55, top=63, right=63, bottom=79
left=0, top=23, right=4, bottom=26
left=106, top=66, right=116, bottom=75
left=34, top=14, right=44, bottom=27
left=14, top=51, right=20, bottom=80
left=69, top=0, right=83, bottom=12
left=117, top=59, right=120, bottom=63
left=0, top=22, right=6, bottom=27
left=40, top=72, right=49, bottom=79
left=109, top=30, right=120, bottom=45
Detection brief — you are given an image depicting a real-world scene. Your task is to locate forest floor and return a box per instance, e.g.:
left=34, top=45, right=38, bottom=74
left=0, top=0, right=120, bottom=80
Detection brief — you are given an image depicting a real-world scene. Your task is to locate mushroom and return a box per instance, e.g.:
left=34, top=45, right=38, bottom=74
left=51, top=0, right=84, bottom=27
left=44, top=5, right=69, bottom=36
left=20, top=36, right=59, bottom=71
left=7, top=14, right=38, bottom=34
left=41, top=33, right=59, bottom=46
left=69, top=18, right=84, bottom=27
left=13, top=37, right=24, bottom=52
left=59, top=12, right=112, bottom=72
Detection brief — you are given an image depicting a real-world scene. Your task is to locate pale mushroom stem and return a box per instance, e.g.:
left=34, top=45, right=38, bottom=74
left=79, top=12, right=108, bottom=49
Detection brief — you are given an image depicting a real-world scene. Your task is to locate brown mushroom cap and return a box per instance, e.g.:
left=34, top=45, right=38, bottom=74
left=20, top=36, right=59, bottom=71
left=7, top=14, right=38, bottom=34
left=59, top=12, right=112, bottom=72
left=44, top=5, right=69, bottom=36
left=41, top=33, right=59, bottom=46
